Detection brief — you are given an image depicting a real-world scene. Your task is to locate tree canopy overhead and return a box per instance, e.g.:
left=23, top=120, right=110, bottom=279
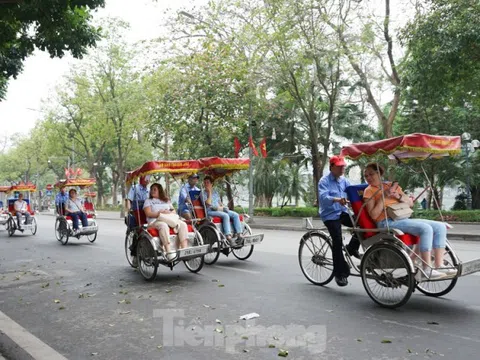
left=0, top=0, right=104, bottom=100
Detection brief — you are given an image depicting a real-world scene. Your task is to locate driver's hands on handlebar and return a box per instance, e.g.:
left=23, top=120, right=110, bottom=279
left=335, top=197, right=349, bottom=206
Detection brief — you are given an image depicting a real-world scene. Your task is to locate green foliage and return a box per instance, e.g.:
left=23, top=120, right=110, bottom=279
left=414, top=210, right=480, bottom=223
left=0, top=0, right=104, bottom=99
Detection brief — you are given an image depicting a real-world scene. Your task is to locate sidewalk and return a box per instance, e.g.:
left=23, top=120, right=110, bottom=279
left=40, top=210, right=480, bottom=241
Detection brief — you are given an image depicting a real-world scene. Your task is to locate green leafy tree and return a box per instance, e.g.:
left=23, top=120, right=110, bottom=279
left=0, top=0, right=104, bottom=99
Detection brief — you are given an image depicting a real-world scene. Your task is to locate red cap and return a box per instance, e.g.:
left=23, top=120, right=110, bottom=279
left=329, top=155, right=346, bottom=167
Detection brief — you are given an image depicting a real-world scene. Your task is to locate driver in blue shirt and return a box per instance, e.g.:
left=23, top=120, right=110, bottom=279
left=178, top=174, right=200, bottom=220
left=318, top=155, right=360, bottom=287
left=55, top=185, right=69, bottom=215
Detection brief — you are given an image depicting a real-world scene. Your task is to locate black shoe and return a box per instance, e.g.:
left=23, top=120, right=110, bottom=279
left=335, top=276, right=348, bottom=287
left=345, top=245, right=362, bottom=260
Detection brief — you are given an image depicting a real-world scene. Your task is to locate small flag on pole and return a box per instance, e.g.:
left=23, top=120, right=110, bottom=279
left=259, top=137, right=267, bottom=158
left=234, top=137, right=242, bottom=158
left=249, top=136, right=259, bottom=157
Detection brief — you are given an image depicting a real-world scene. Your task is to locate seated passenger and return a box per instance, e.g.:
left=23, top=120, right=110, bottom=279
left=201, top=176, right=243, bottom=246
left=14, top=194, right=31, bottom=231
left=178, top=174, right=200, bottom=220
left=362, top=163, right=457, bottom=280
left=55, top=185, right=69, bottom=215
left=143, top=183, right=188, bottom=262
left=65, top=189, right=89, bottom=234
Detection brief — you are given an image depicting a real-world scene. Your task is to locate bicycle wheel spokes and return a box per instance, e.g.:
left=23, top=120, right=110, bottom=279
left=298, top=232, right=334, bottom=286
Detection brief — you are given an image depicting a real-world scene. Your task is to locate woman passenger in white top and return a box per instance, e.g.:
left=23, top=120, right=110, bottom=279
left=143, top=183, right=188, bottom=262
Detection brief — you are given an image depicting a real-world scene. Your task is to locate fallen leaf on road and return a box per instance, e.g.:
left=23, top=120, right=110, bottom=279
left=278, top=349, right=289, bottom=357
left=91, top=352, right=98, bottom=356
left=41, top=283, right=49, bottom=288
left=54, top=299, right=60, bottom=303
left=215, top=328, right=223, bottom=333
left=56, top=282, right=60, bottom=285
left=381, top=339, right=392, bottom=344
left=241, top=336, right=248, bottom=340
left=109, top=324, right=114, bottom=327
left=157, top=345, right=163, bottom=350
left=85, top=283, right=92, bottom=287
left=165, top=289, right=172, bottom=293
left=273, top=336, right=280, bottom=341
left=218, top=284, right=225, bottom=288
left=203, top=304, right=210, bottom=308
left=150, top=336, right=155, bottom=339
left=356, top=339, right=362, bottom=342
left=120, top=311, right=131, bottom=315
left=243, top=349, right=249, bottom=353
left=427, top=321, right=439, bottom=325
left=268, top=344, right=275, bottom=348
left=211, top=279, right=218, bottom=282
left=59, top=306, right=65, bottom=310
left=215, top=319, right=222, bottom=324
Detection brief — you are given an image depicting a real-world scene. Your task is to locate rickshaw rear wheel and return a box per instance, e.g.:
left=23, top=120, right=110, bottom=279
left=184, top=231, right=205, bottom=273
left=298, top=231, right=334, bottom=286
left=200, top=225, right=221, bottom=265
left=137, top=237, right=158, bottom=281
left=416, top=243, right=458, bottom=297
left=361, top=242, right=415, bottom=309
left=7, top=218, right=15, bottom=237
left=232, top=224, right=254, bottom=261
left=125, top=230, right=137, bottom=268
left=30, top=218, right=37, bottom=235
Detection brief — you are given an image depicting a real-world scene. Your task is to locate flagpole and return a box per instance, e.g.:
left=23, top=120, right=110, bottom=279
left=248, top=100, right=254, bottom=222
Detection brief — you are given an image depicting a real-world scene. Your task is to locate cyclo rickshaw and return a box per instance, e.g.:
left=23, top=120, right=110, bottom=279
left=6, top=182, right=38, bottom=236
left=187, top=157, right=265, bottom=265
left=124, top=160, right=210, bottom=281
left=54, top=178, right=99, bottom=245
left=0, top=185, right=11, bottom=231
left=298, top=133, right=480, bottom=308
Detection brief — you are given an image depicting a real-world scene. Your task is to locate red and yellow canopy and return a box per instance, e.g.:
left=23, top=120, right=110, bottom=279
left=10, top=182, right=37, bottom=192
left=54, top=178, right=96, bottom=188
left=340, top=133, right=461, bottom=161
left=126, top=157, right=249, bottom=185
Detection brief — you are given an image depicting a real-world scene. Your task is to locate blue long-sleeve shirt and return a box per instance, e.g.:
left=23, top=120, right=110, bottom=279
left=318, top=173, right=350, bottom=221
left=55, top=192, right=69, bottom=206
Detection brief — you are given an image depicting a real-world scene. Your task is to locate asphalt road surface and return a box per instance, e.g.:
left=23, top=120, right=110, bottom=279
left=1, top=215, right=480, bottom=360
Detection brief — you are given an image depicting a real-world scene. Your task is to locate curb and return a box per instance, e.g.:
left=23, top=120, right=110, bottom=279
left=40, top=212, right=480, bottom=241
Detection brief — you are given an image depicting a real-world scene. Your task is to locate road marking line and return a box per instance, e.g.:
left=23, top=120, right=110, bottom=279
left=0, top=310, right=68, bottom=360
left=212, top=265, right=260, bottom=274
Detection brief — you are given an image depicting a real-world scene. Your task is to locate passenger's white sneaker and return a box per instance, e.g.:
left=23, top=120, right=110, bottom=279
left=436, top=265, right=457, bottom=276
left=415, top=268, right=447, bottom=282
left=166, top=251, right=177, bottom=262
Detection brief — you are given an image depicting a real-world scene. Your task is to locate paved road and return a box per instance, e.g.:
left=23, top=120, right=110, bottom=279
left=1, top=215, right=480, bottom=359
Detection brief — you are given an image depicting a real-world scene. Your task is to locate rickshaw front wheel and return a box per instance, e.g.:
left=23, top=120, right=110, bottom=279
left=125, top=230, right=137, bottom=268
left=7, top=218, right=15, bottom=237
left=416, top=243, right=458, bottom=297
left=231, top=224, right=254, bottom=261
left=30, top=218, right=37, bottom=235
left=200, top=225, right=221, bottom=265
left=361, top=242, right=415, bottom=309
left=184, top=231, right=205, bottom=273
left=137, top=237, right=158, bottom=281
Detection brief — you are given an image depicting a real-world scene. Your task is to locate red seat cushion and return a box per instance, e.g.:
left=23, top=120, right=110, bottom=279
left=147, top=224, right=194, bottom=237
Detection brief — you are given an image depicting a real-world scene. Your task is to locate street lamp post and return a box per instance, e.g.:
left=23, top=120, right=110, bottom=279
left=461, top=132, right=480, bottom=210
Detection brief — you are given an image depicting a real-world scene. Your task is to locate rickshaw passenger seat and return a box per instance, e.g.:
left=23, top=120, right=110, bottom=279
left=189, top=190, right=206, bottom=219
left=345, top=184, right=419, bottom=246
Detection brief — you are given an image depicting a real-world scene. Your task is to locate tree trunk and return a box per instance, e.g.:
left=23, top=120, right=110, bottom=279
left=225, top=176, right=234, bottom=210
